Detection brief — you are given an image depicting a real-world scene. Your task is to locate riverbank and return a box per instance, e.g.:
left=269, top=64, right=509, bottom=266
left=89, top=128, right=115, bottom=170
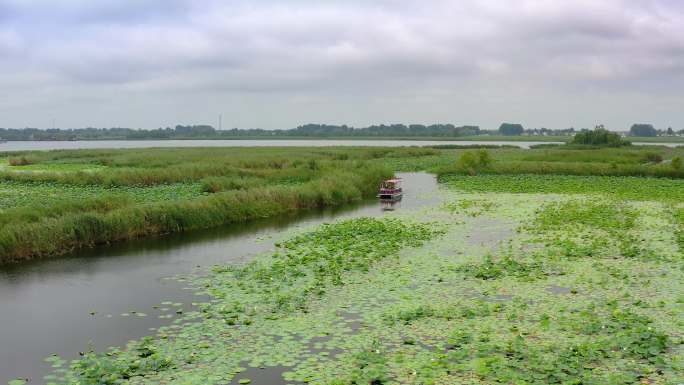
left=5, top=145, right=684, bottom=262
left=35, top=175, right=684, bottom=385
left=0, top=147, right=416, bottom=262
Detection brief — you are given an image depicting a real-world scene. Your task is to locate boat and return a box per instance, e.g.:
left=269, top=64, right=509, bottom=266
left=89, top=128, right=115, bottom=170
left=378, top=178, right=403, bottom=200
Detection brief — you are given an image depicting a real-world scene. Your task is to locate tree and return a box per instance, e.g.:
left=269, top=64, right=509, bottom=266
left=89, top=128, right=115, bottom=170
left=498, top=123, right=524, bottom=136
left=456, top=149, right=493, bottom=175
left=629, top=124, right=657, bottom=137
left=570, top=127, right=630, bottom=147
left=667, top=127, right=674, bottom=136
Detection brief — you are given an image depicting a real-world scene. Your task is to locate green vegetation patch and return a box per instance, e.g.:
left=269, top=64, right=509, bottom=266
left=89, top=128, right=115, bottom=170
left=444, top=198, right=496, bottom=217
left=40, top=185, right=684, bottom=385
left=533, top=199, right=637, bottom=233
left=0, top=180, right=203, bottom=211
left=456, top=254, right=547, bottom=281
left=0, top=147, right=410, bottom=261
left=441, top=174, right=684, bottom=202
left=207, top=217, right=443, bottom=316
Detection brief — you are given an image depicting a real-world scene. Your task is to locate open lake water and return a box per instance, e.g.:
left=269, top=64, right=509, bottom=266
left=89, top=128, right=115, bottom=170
left=0, top=139, right=558, bottom=151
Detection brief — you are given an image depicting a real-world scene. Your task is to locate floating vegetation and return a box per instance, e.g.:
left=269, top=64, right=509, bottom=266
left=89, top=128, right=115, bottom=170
left=443, top=198, right=496, bottom=217
left=38, top=186, right=684, bottom=385
left=456, top=254, right=547, bottom=281
left=440, top=174, right=684, bottom=202
left=204, top=217, right=442, bottom=317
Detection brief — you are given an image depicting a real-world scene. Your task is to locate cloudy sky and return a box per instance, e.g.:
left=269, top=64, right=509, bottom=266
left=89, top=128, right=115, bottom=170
left=1, top=0, right=683, bottom=130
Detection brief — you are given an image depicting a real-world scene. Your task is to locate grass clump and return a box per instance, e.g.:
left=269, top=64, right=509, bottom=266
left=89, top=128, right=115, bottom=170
left=199, top=176, right=266, bottom=193
left=444, top=198, right=496, bottom=217
left=454, top=149, right=492, bottom=175
left=382, top=300, right=503, bottom=325
left=456, top=255, right=546, bottom=281
left=8, top=156, right=33, bottom=166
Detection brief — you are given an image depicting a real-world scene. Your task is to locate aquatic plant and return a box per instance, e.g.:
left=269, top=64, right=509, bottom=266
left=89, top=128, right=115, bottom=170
left=440, top=174, right=684, bottom=202
left=443, top=198, right=496, bottom=217
left=205, top=217, right=442, bottom=316
left=456, top=254, right=546, bottom=281
left=38, top=184, right=684, bottom=385
left=51, top=217, right=443, bottom=385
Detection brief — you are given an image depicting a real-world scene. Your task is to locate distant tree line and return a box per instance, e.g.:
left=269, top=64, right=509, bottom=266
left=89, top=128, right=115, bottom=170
left=0, top=122, right=680, bottom=140
left=287, top=123, right=482, bottom=137
left=0, top=126, right=218, bottom=141
left=0, top=124, right=483, bottom=140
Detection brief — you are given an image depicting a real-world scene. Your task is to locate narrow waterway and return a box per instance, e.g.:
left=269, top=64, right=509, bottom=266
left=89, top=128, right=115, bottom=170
left=0, top=172, right=440, bottom=384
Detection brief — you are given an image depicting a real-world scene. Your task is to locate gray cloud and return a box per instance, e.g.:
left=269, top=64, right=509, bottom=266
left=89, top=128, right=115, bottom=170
left=0, top=0, right=683, bottom=130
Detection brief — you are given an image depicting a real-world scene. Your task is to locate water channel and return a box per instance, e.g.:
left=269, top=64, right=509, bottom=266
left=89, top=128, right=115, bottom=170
left=0, top=172, right=440, bottom=384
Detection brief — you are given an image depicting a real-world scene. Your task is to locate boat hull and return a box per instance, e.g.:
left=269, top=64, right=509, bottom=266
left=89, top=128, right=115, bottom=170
left=377, top=192, right=403, bottom=200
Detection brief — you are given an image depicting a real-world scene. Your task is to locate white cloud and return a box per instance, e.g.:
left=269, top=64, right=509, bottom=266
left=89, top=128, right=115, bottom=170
left=0, top=0, right=683, bottom=129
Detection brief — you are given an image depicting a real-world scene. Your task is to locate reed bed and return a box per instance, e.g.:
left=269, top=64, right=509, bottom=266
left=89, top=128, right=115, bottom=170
left=0, top=165, right=391, bottom=262
left=0, top=147, right=406, bottom=262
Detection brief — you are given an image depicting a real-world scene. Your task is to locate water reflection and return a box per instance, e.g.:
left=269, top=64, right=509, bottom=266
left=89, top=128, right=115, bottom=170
left=380, top=197, right=403, bottom=211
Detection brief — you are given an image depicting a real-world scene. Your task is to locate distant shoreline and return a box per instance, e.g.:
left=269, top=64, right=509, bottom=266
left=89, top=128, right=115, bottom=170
left=3, top=135, right=684, bottom=143
left=1, top=135, right=570, bottom=142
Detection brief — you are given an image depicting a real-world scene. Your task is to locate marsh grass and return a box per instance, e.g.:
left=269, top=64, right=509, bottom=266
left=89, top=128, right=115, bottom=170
left=430, top=145, right=684, bottom=178
left=0, top=165, right=392, bottom=262
left=0, top=147, right=430, bottom=262
left=440, top=174, right=684, bottom=202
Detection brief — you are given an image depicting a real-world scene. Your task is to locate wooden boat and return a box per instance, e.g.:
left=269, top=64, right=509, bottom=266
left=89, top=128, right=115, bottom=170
left=378, top=178, right=403, bottom=200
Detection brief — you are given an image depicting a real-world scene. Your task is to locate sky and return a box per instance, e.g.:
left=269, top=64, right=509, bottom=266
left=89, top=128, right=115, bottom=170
left=0, top=0, right=683, bottom=130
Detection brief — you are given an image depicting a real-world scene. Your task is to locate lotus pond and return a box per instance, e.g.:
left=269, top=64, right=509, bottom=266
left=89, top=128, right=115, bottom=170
left=21, top=174, right=684, bottom=385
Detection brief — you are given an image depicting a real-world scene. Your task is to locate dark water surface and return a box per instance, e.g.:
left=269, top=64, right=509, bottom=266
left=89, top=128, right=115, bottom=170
left=0, top=172, right=439, bottom=384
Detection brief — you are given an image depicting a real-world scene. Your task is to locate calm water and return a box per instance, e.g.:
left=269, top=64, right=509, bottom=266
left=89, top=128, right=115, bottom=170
left=0, top=172, right=440, bottom=384
left=0, top=139, right=558, bottom=151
